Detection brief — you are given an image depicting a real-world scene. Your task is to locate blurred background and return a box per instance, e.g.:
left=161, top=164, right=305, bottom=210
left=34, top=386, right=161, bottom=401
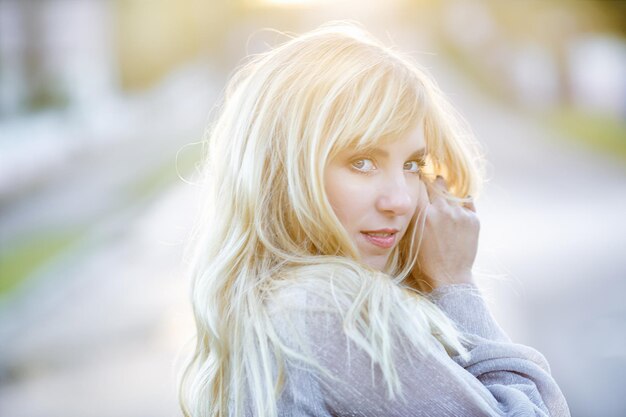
left=1, top=0, right=625, bottom=416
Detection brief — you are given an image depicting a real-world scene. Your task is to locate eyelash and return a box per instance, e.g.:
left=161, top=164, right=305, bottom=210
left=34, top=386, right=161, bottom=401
left=350, top=157, right=426, bottom=174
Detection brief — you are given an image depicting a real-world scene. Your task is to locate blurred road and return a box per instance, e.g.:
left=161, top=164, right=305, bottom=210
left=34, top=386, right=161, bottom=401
left=0, top=23, right=625, bottom=417
left=0, top=183, right=198, bottom=417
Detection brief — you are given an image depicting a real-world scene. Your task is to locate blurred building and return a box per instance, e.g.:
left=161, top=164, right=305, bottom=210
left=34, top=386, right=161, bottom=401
left=0, top=0, right=116, bottom=116
left=0, top=0, right=234, bottom=118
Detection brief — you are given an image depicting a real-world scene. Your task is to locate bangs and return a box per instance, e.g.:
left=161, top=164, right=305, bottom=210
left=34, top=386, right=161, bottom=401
left=326, top=64, right=428, bottom=159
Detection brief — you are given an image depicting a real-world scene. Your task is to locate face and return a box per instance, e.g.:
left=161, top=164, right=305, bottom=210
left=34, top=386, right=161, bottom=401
left=324, top=121, right=427, bottom=271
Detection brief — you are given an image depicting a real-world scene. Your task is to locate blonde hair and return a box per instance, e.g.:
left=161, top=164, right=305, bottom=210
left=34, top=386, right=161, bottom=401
left=179, top=22, right=488, bottom=417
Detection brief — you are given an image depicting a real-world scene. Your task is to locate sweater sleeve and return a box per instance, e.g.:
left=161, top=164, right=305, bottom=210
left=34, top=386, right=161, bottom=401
left=427, top=284, right=571, bottom=417
left=276, top=284, right=571, bottom=417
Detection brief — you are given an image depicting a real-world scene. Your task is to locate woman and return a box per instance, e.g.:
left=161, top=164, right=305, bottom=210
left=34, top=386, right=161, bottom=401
left=179, top=22, right=571, bottom=417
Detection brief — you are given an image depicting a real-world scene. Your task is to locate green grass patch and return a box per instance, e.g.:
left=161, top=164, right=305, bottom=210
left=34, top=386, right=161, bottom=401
left=543, top=108, right=626, bottom=160
left=0, top=229, right=85, bottom=295
left=0, top=140, right=204, bottom=298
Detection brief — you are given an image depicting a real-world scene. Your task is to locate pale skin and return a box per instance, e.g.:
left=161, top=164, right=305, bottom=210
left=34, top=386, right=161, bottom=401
left=324, top=120, right=477, bottom=290
left=416, top=176, right=478, bottom=289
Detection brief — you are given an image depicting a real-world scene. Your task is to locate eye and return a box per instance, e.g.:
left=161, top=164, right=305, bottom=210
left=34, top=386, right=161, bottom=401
left=404, top=160, right=423, bottom=173
left=351, top=158, right=376, bottom=172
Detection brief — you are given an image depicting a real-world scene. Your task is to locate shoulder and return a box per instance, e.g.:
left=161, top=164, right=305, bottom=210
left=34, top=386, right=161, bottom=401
left=265, top=281, right=493, bottom=416
left=266, top=280, right=344, bottom=343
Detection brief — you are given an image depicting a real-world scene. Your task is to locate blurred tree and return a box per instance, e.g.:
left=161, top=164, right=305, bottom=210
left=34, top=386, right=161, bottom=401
left=114, top=0, right=237, bottom=91
left=19, top=0, right=68, bottom=111
left=595, top=0, right=626, bottom=35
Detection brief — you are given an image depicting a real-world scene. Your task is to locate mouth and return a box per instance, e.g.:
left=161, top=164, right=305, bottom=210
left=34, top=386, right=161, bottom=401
left=360, top=229, right=399, bottom=249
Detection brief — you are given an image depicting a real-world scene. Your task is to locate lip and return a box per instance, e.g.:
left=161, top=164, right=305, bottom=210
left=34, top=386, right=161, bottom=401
left=360, top=228, right=399, bottom=249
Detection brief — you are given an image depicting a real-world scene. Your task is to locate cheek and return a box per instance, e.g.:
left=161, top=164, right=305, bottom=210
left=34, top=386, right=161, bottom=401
left=325, top=171, right=366, bottom=229
left=327, top=185, right=360, bottom=225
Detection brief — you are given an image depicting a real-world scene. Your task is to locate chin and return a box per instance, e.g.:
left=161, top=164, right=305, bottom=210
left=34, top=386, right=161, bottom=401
left=363, top=256, right=389, bottom=272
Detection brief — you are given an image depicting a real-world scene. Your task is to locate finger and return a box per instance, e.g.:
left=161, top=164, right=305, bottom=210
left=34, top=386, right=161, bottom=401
left=426, top=175, right=448, bottom=207
left=432, top=175, right=448, bottom=191
left=463, top=195, right=476, bottom=213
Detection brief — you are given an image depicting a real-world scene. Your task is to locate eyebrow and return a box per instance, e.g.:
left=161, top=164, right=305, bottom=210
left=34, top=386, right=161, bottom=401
left=368, top=147, right=428, bottom=160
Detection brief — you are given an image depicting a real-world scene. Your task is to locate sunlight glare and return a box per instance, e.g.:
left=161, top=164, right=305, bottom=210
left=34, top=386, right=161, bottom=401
left=255, top=0, right=325, bottom=6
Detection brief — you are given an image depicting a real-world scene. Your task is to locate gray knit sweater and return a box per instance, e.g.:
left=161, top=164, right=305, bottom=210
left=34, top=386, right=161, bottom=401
left=244, top=283, right=571, bottom=416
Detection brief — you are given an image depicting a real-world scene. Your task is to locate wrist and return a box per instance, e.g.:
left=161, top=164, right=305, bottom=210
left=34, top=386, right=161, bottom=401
left=429, top=270, right=475, bottom=288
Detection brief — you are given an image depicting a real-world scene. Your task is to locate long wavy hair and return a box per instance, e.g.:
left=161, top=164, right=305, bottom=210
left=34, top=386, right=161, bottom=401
left=179, top=22, right=488, bottom=417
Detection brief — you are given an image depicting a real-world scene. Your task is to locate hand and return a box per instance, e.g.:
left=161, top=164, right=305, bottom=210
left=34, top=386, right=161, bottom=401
left=411, top=176, right=478, bottom=290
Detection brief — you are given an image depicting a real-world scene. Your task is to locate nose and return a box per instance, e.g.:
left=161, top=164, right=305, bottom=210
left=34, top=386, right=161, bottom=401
left=375, top=174, right=413, bottom=216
